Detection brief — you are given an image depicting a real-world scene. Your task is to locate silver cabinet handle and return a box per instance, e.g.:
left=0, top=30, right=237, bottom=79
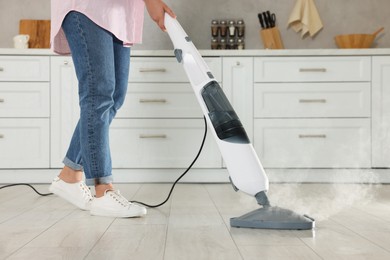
left=139, top=134, right=167, bottom=139
left=0, top=134, right=4, bottom=138
left=0, top=67, right=4, bottom=72
left=299, top=68, right=327, bottom=72
left=0, top=98, right=4, bottom=103
left=139, top=68, right=167, bottom=73
left=299, top=134, right=327, bottom=139
left=64, top=61, right=69, bottom=65
left=139, top=99, right=167, bottom=103
left=299, top=99, right=327, bottom=103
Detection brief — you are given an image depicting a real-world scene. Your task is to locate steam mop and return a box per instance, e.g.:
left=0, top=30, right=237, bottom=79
left=164, top=14, right=314, bottom=229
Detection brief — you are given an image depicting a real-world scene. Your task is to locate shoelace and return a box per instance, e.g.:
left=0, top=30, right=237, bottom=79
left=108, top=190, right=130, bottom=207
left=79, top=182, right=93, bottom=202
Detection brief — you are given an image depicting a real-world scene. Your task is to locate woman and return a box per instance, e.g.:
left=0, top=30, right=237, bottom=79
left=49, top=0, right=175, bottom=218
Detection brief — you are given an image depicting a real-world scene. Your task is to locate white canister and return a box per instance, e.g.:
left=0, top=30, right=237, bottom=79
left=13, top=34, right=30, bottom=49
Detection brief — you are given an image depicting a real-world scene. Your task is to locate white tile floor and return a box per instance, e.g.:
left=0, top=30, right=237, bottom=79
left=0, top=183, right=389, bottom=260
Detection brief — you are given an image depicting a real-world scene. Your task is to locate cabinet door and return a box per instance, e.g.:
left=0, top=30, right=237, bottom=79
left=222, top=57, right=253, bottom=140
left=110, top=119, right=221, bottom=168
left=0, top=119, right=49, bottom=168
left=0, top=82, right=50, bottom=117
left=254, top=82, right=371, bottom=118
left=130, top=57, right=222, bottom=83
left=254, top=56, right=371, bottom=83
left=50, top=57, right=79, bottom=168
left=0, top=56, right=49, bottom=82
left=254, top=118, right=371, bottom=168
left=372, top=56, right=390, bottom=167
left=116, top=83, right=203, bottom=118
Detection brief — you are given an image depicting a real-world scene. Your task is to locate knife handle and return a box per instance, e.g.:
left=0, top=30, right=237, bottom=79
left=258, top=13, right=265, bottom=29
left=266, top=11, right=274, bottom=27
left=262, top=12, right=269, bottom=28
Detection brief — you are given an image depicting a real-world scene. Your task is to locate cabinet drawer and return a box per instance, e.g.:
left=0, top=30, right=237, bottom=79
left=117, top=83, right=203, bottom=118
left=254, top=82, right=370, bottom=118
left=0, top=119, right=49, bottom=168
left=110, top=119, right=221, bottom=168
left=129, top=57, right=221, bottom=82
left=0, top=82, right=50, bottom=117
left=254, top=56, right=371, bottom=82
left=254, top=119, right=371, bottom=168
left=0, top=56, right=49, bottom=82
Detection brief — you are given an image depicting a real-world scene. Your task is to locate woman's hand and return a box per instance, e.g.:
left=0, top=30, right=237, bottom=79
left=144, top=0, right=176, bottom=31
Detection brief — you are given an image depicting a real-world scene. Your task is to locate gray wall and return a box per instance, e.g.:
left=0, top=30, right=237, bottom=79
left=0, top=0, right=389, bottom=50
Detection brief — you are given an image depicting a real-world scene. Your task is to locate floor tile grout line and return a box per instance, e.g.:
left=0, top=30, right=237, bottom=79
left=5, top=208, right=77, bottom=259
left=128, top=183, right=144, bottom=201
left=0, top=194, right=58, bottom=225
left=162, top=183, right=174, bottom=260
left=84, top=183, right=145, bottom=259
left=352, top=203, right=390, bottom=223
left=83, top=217, right=117, bottom=259
left=330, top=214, right=390, bottom=254
left=0, top=185, right=57, bottom=224
left=203, top=184, right=245, bottom=260
left=295, top=229, right=326, bottom=260
left=0, top=187, right=32, bottom=205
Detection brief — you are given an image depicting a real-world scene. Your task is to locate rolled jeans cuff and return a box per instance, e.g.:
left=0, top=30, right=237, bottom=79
left=63, top=157, right=83, bottom=171
left=85, top=176, right=114, bottom=186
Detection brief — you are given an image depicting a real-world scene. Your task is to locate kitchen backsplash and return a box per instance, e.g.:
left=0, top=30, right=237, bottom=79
left=0, top=0, right=389, bottom=50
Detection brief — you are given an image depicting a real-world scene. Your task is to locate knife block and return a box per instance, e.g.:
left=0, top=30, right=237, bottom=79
left=260, top=27, right=284, bottom=49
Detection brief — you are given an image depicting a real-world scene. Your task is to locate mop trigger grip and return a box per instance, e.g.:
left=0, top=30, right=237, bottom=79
left=174, top=49, right=183, bottom=63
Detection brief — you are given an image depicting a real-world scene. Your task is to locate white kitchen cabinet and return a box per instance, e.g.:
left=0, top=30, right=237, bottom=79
left=50, top=56, right=222, bottom=169
left=253, top=56, right=372, bottom=168
left=0, top=56, right=49, bottom=82
left=110, top=119, right=221, bottom=168
left=116, top=83, right=203, bottom=118
left=0, top=56, right=50, bottom=168
left=130, top=57, right=222, bottom=82
left=372, top=56, right=390, bottom=167
left=117, top=56, right=221, bottom=168
left=222, top=57, right=254, bottom=139
left=2, top=50, right=390, bottom=182
left=254, top=82, right=371, bottom=118
left=254, top=56, right=371, bottom=82
left=0, top=119, right=49, bottom=168
left=50, top=56, right=79, bottom=168
left=0, top=82, right=50, bottom=118
left=254, top=118, right=371, bottom=168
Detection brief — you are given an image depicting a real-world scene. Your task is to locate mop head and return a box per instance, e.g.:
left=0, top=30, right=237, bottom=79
left=230, top=206, right=315, bottom=230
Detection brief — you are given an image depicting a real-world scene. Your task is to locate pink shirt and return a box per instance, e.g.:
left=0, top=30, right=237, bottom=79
left=51, top=0, right=145, bottom=54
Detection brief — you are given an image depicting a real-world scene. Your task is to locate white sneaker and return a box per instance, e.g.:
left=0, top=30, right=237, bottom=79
left=49, top=177, right=93, bottom=210
left=90, top=190, right=147, bottom=218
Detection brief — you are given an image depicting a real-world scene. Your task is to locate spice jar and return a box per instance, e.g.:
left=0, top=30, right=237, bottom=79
left=211, top=20, right=219, bottom=37
left=219, top=38, right=226, bottom=49
left=228, top=20, right=236, bottom=37
left=220, top=20, right=227, bottom=37
left=237, top=38, right=245, bottom=50
left=211, top=38, right=219, bottom=49
left=236, top=19, right=245, bottom=37
left=228, top=38, right=236, bottom=49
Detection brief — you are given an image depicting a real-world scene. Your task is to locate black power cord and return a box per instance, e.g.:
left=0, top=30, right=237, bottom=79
left=0, top=183, right=53, bottom=196
left=131, top=116, right=207, bottom=208
left=0, top=116, right=207, bottom=208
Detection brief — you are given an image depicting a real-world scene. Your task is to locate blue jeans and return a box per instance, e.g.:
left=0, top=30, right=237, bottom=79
left=62, top=11, right=130, bottom=186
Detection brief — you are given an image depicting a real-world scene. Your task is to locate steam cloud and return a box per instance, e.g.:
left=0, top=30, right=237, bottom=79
left=267, top=170, right=381, bottom=221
